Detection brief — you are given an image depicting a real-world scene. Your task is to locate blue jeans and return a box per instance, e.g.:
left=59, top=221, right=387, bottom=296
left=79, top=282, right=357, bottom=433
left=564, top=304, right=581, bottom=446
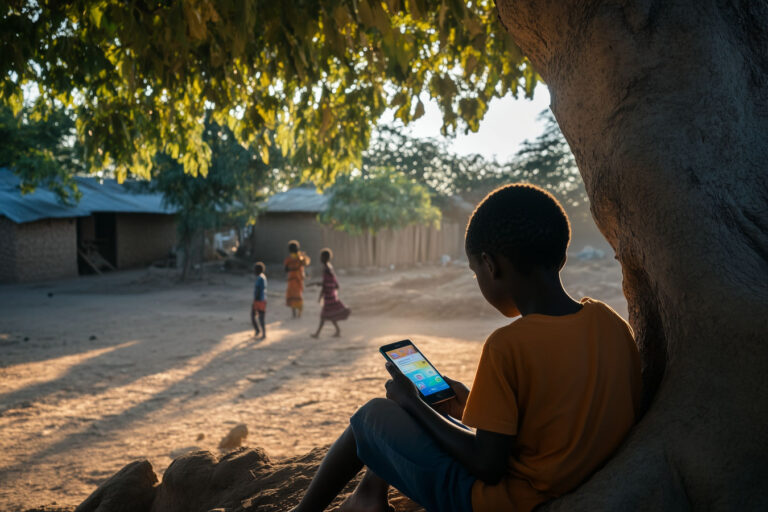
left=350, top=398, right=476, bottom=512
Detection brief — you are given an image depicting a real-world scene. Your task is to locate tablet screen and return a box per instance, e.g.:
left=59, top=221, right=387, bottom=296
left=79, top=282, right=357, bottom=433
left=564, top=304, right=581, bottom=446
left=385, top=344, right=451, bottom=397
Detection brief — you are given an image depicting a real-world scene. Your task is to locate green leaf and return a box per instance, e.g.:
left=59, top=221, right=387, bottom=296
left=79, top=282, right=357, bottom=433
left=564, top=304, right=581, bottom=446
left=90, top=4, right=104, bottom=28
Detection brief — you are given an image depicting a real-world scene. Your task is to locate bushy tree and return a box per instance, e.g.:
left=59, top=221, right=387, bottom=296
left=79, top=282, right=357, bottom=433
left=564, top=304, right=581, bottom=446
left=319, top=167, right=440, bottom=234
left=0, top=104, right=84, bottom=201
left=363, top=125, right=502, bottom=198
left=148, top=119, right=280, bottom=278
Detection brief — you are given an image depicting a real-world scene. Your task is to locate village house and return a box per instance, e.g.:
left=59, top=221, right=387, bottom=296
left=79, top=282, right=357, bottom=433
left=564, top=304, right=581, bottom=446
left=248, top=186, right=466, bottom=270
left=0, top=169, right=177, bottom=283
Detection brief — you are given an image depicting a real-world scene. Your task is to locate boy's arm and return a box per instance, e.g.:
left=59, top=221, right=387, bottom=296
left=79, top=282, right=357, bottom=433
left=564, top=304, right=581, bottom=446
left=385, top=363, right=514, bottom=484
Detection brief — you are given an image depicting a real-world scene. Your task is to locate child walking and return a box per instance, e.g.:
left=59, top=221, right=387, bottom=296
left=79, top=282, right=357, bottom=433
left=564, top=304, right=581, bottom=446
left=251, top=262, right=267, bottom=339
left=293, top=184, right=641, bottom=512
left=284, top=240, right=311, bottom=318
left=311, top=248, right=350, bottom=338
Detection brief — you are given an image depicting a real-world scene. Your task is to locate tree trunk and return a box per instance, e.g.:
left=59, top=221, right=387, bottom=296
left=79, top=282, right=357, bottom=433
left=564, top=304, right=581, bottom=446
left=495, top=0, right=768, bottom=508
left=181, top=236, right=192, bottom=281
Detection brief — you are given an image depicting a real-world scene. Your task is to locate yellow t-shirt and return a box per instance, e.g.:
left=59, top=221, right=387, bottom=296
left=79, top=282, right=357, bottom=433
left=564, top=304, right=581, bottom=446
left=462, top=298, right=641, bottom=512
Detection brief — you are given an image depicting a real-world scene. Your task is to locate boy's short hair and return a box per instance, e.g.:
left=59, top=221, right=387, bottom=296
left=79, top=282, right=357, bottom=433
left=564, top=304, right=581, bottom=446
left=253, top=262, right=265, bottom=274
left=465, top=184, right=571, bottom=273
left=320, top=248, right=333, bottom=259
left=288, top=240, right=299, bottom=253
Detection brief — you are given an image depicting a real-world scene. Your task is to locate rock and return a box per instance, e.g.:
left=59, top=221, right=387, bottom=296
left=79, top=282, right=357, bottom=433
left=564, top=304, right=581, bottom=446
left=150, top=451, right=217, bottom=512
left=77, top=446, right=423, bottom=512
left=74, top=459, right=158, bottom=512
left=149, top=448, right=272, bottom=512
left=218, top=424, right=248, bottom=451
left=196, top=433, right=205, bottom=441
left=89, top=335, right=98, bottom=341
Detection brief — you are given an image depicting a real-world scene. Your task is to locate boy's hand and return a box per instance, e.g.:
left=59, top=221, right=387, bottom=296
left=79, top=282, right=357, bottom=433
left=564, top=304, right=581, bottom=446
left=433, top=376, right=470, bottom=419
left=384, top=362, right=420, bottom=408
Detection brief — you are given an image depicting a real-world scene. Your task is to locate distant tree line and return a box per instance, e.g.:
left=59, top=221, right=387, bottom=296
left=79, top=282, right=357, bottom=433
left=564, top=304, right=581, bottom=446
left=362, top=110, right=584, bottom=208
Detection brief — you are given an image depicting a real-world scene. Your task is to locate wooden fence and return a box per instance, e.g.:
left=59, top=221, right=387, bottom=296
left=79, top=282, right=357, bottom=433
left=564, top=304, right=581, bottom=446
left=247, top=213, right=465, bottom=269
left=320, top=221, right=464, bottom=268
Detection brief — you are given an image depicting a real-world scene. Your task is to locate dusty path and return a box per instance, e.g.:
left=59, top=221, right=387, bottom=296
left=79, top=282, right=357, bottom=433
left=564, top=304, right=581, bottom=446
left=0, top=258, right=625, bottom=511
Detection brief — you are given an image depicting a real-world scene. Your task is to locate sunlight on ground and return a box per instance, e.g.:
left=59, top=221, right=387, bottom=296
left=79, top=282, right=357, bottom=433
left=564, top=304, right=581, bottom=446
left=0, top=341, right=139, bottom=396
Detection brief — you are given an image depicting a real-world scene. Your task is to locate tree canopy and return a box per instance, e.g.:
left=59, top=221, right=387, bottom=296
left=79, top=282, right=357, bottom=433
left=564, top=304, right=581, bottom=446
left=1, top=0, right=536, bottom=188
left=319, top=167, right=441, bottom=234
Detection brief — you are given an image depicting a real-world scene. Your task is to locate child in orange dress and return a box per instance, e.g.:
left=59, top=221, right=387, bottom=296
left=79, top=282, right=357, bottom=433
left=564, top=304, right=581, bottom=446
left=284, top=240, right=311, bottom=318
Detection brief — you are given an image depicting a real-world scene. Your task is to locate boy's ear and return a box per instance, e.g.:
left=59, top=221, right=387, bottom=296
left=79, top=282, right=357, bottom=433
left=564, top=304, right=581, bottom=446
left=480, top=252, right=501, bottom=279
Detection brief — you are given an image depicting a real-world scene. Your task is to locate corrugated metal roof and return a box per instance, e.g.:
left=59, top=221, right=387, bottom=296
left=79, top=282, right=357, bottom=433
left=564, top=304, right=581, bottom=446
left=264, top=186, right=330, bottom=213
left=0, top=168, right=176, bottom=224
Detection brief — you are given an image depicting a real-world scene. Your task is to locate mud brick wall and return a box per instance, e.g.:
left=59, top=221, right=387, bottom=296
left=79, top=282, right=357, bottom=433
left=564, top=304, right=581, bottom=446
left=115, top=213, right=177, bottom=269
left=0, top=216, right=78, bottom=283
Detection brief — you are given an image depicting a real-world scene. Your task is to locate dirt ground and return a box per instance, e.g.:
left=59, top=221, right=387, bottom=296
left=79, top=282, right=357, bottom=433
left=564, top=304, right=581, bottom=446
left=0, top=254, right=626, bottom=511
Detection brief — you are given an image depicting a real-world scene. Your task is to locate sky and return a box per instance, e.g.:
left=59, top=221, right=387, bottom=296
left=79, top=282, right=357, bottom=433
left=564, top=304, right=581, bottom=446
left=380, top=85, right=551, bottom=162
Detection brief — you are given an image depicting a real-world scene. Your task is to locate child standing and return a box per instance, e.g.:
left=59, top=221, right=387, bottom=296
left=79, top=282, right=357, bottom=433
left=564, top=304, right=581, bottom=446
left=251, top=262, right=267, bottom=339
left=311, top=248, right=350, bottom=338
left=293, top=184, right=641, bottom=512
left=284, top=240, right=311, bottom=318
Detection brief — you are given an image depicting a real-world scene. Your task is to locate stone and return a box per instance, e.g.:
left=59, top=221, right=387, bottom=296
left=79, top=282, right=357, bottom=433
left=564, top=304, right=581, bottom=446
left=74, top=459, right=158, bottom=512
left=218, top=424, right=248, bottom=451
left=77, top=446, right=423, bottom=512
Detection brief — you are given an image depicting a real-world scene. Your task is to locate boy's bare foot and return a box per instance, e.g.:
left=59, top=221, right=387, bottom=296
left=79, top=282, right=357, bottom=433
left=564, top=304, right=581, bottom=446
left=310, top=333, right=319, bottom=338
left=338, top=491, right=393, bottom=512
left=338, top=468, right=392, bottom=512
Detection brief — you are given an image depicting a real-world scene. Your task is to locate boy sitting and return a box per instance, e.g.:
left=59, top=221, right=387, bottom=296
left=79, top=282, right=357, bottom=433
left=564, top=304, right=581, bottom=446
left=293, top=184, right=641, bottom=512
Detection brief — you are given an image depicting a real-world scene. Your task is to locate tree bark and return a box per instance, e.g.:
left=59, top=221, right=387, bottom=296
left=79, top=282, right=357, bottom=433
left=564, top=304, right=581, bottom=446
left=495, top=0, right=768, bottom=508
left=181, top=236, right=192, bottom=281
